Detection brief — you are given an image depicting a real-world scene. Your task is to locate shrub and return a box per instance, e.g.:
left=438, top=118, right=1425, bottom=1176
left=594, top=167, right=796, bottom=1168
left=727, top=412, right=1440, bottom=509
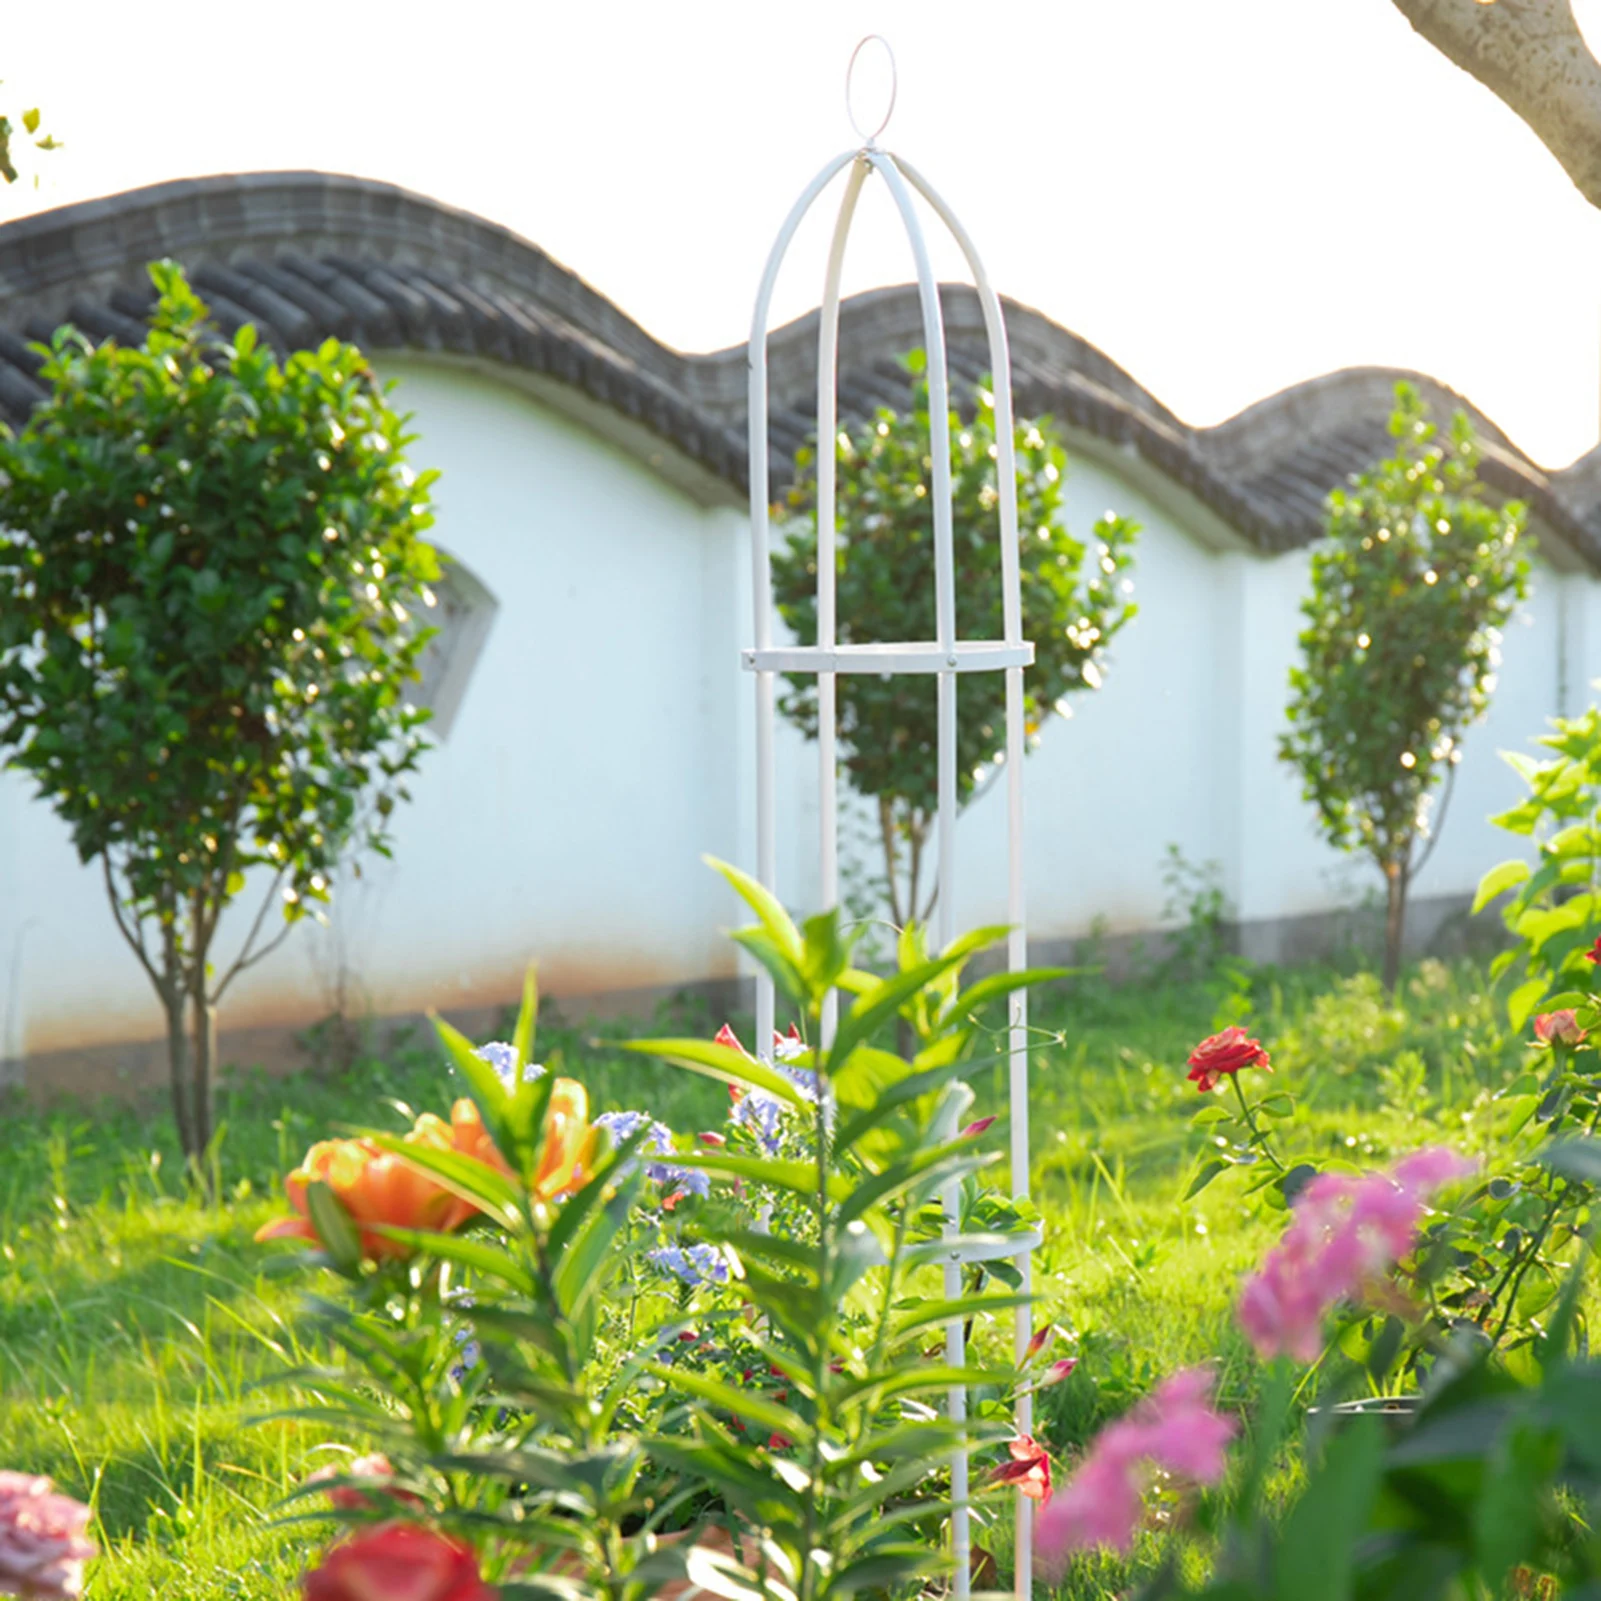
left=1281, top=381, right=1528, bottom=990
left=0, top=262, right=440, bottom=1160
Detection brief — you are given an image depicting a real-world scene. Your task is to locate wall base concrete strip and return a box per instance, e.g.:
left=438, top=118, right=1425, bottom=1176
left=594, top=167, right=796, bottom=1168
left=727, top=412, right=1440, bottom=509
left=2, top=893, right=1507, bottom=1106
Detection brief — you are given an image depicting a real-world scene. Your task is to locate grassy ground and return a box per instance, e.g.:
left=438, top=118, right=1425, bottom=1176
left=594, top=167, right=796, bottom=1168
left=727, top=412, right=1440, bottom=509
left=0, top=954, right=1526, bottom=1598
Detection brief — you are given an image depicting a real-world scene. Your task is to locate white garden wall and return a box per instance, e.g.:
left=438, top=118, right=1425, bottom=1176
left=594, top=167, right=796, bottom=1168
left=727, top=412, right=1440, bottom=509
left=0, top=354, right=1585, bottom=1093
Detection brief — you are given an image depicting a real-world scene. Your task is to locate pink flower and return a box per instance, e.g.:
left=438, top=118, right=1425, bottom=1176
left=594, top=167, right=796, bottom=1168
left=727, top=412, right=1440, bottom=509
left=990, top=1435, right=1051, bottom=1502
left=0, top=1473, right=96, bottom=1600
left=1035, top=1369, right=1235, bottom=1575
left=305, top=1454, right=420, bottom=1514
left=1037, top=1357, right=1079, bottom=1389
left=1186, top=1027, right=1271, bottom=1093
left=1024, top=1324, right=1055, bottom=1361
left=1237, top=1146, right=1476, bottom=1363
left=1534, top=1010, right=1587, bottom=1046
left=961, top=1116, right=998, bottom=1138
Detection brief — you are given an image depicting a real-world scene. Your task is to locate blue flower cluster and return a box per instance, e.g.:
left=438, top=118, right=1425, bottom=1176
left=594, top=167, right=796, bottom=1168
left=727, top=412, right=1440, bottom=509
left=731, top=1051, right=820, bottom=1152
left=647, top=1243, right=729, bottom=1286
left=594, top=1109, right=710, bottom=1198
left=471, top=1041, right=545, bottom=1091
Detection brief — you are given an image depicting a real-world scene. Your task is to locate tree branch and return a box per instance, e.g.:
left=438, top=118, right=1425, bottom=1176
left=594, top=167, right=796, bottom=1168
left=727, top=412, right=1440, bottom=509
left=101, top=854, right=163, bottom=993
left=1392, top=0, right=1601, bottom=209
left=1410, top=758, right=1460, bottom=881
left=210, top=867, right=289, bottom=1002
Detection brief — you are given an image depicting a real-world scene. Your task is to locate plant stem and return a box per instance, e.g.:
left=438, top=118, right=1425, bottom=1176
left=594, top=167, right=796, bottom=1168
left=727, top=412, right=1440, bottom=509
left=1229, top=1073, right=1286, bottom=1174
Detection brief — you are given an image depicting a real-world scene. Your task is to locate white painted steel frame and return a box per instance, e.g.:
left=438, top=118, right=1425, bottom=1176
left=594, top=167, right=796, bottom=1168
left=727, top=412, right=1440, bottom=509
left=744, top=145, right=1034, bottom=1599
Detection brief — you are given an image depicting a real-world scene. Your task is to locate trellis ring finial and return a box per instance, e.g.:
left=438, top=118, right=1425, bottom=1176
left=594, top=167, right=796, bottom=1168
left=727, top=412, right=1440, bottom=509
left=845, top=34, right=897, bottom=145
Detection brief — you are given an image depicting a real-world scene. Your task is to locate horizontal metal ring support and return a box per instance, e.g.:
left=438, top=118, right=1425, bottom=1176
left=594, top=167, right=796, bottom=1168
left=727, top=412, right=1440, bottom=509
left=742, top=640, right=1034, bottom=674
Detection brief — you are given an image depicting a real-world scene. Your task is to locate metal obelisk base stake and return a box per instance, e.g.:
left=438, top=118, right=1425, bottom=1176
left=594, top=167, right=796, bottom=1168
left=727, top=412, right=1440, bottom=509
left=742, top=38, right=1037, bottom=1599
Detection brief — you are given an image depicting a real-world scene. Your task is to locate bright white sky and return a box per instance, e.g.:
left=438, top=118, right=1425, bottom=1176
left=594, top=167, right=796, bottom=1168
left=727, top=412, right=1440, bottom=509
left=5, top=0, right=1601, bottom=467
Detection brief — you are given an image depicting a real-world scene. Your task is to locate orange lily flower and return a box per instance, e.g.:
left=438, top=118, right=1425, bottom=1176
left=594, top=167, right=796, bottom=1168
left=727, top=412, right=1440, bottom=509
left=255, top=1082, right=591, bottom=1261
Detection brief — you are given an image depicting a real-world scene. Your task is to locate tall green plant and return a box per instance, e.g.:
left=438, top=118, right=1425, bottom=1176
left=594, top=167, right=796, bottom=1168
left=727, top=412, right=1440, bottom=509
left=262, top=871, right=1055, bottom=1600
left=624, top=862, right=1051, bottom=1600
left=1280, top=381, right=1528, bottom=991
left=772, top=355, right=1138, bottom=925
left=0, top=261, right=440, bottom=1159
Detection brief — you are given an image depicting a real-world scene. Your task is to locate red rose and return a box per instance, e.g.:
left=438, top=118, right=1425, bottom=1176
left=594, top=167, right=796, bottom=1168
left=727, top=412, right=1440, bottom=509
left=1186, top=1027, right=1271, bottom=1093
left=303, top=1525, right=496, bottom=1601
left=1534, top=1010, right=1587, bottom=1046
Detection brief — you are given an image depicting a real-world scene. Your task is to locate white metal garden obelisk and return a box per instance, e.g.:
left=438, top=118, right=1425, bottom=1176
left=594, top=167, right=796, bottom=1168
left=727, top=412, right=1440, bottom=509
left=741, top=39, right=1039, bottom=1599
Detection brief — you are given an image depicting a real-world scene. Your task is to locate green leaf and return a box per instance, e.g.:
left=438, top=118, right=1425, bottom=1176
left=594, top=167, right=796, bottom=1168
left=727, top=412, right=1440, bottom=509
left=1507, top=976, right=1549, bottom=1034
left=704, top=855, right=803, bottom=967
left=647, top=1363, right=810, bottom=1442
left=1543, top=1138, right=1601, bottom=1185
left=658, top=1151, right=831, bottom=1200
left=937, top=966, right=1071, bottom=1028
left=366, top=1224, right=533, bottom=1293
left=623, top=1037, right=806, bottom=1107
left=1476, top=1422, right=1560, bottom=1589
left=1272, top=1417, right=1384, bottom=1601
left=303, top=1180, right=363, bottom=1272
left=1473, top=857, right=1530, bottom=914
left=887, top=1292, right=1031, bottom=1344
left=828, top=935, right=1005, bottom=1075
left=512, top=961, right=538, bottom=1082
left=431, top=1012, right=510, bottom=1133
left=1184, top=1159, right=1227, bottom=1200
left=366, top=1132, right=523, bottom=1232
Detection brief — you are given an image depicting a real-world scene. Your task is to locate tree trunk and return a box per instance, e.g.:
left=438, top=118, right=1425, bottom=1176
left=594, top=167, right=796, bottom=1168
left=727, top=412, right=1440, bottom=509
left=162, top=980, right=196, bottom=1160
left=878, top=795, right=904, bottom=927
left=189, top=989, right=216, bottom=1169
left=1391, top=0, right=1601, bottom=211
left=1383, top=856, right=1410, bottom=994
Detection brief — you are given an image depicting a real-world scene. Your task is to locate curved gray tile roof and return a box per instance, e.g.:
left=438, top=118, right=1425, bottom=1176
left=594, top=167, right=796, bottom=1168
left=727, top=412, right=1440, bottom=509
left=0, top=170, right=1594, bottom=567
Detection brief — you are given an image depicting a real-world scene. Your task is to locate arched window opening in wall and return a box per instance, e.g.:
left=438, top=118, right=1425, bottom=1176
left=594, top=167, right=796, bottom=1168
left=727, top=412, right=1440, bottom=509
left=407, top=552, right=499, bottom=740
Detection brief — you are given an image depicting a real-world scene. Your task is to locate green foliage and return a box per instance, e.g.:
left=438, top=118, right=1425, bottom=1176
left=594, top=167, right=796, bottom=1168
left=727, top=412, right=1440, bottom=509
left=0, top=261, right=440, bottom=1155
left=250, top=872, right=1050, bottom=1600
left=1146, top=1216, right=1601, bottom=1601
left=1476, top=698, right=1601, bottom=1019
left=1280, top=381, right=1529, bottom=984
left=0, top=951, right=1546, bottom=1599
left=772, top=354, right=1138, bottom=922
left=0, top=94, right=58, bottom=187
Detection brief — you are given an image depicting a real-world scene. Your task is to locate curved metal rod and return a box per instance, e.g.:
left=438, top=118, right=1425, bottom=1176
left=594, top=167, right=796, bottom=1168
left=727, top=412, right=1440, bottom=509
left=815, top=156, right=871, bottom=1050
left=746, top=147, right=857, bottom=1060
left=894, top=158, right=1021, bottom=647
left=887, top=155, right=1036, bottom=1601
left=865, top=145, right=970, bottom=1601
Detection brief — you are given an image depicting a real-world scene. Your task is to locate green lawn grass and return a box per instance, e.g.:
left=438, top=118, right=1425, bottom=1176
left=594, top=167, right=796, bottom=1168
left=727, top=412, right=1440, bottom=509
left=0, top=955, right=1526, bottom=1598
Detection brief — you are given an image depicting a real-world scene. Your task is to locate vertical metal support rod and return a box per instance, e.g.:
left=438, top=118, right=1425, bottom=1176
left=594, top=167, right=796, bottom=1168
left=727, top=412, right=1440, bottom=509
left=899, top=155, right=1032, bottom=1598
left=870, top=148, right=968, bottom=1601
left=816, top=158, right=869, bottom=1052
left=747, top=149, right=856, bottom=1060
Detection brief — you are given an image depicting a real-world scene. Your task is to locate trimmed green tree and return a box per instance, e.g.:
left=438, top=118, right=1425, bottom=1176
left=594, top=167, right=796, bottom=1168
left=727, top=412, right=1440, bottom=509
left=772, top=355, right=1138, bottom=927
left=0, top=262, right=441, bottom=1159
left=1280, top=381, right=1529, bottom=992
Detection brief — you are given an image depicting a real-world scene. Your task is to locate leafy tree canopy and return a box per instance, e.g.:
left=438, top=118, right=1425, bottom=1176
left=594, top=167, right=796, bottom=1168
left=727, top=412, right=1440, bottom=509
left=772, top=354, right=1138, bottom=925
left=0, top=261, right=440, bottom=1154
left=1280, top=380, right=1528, bottom=986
